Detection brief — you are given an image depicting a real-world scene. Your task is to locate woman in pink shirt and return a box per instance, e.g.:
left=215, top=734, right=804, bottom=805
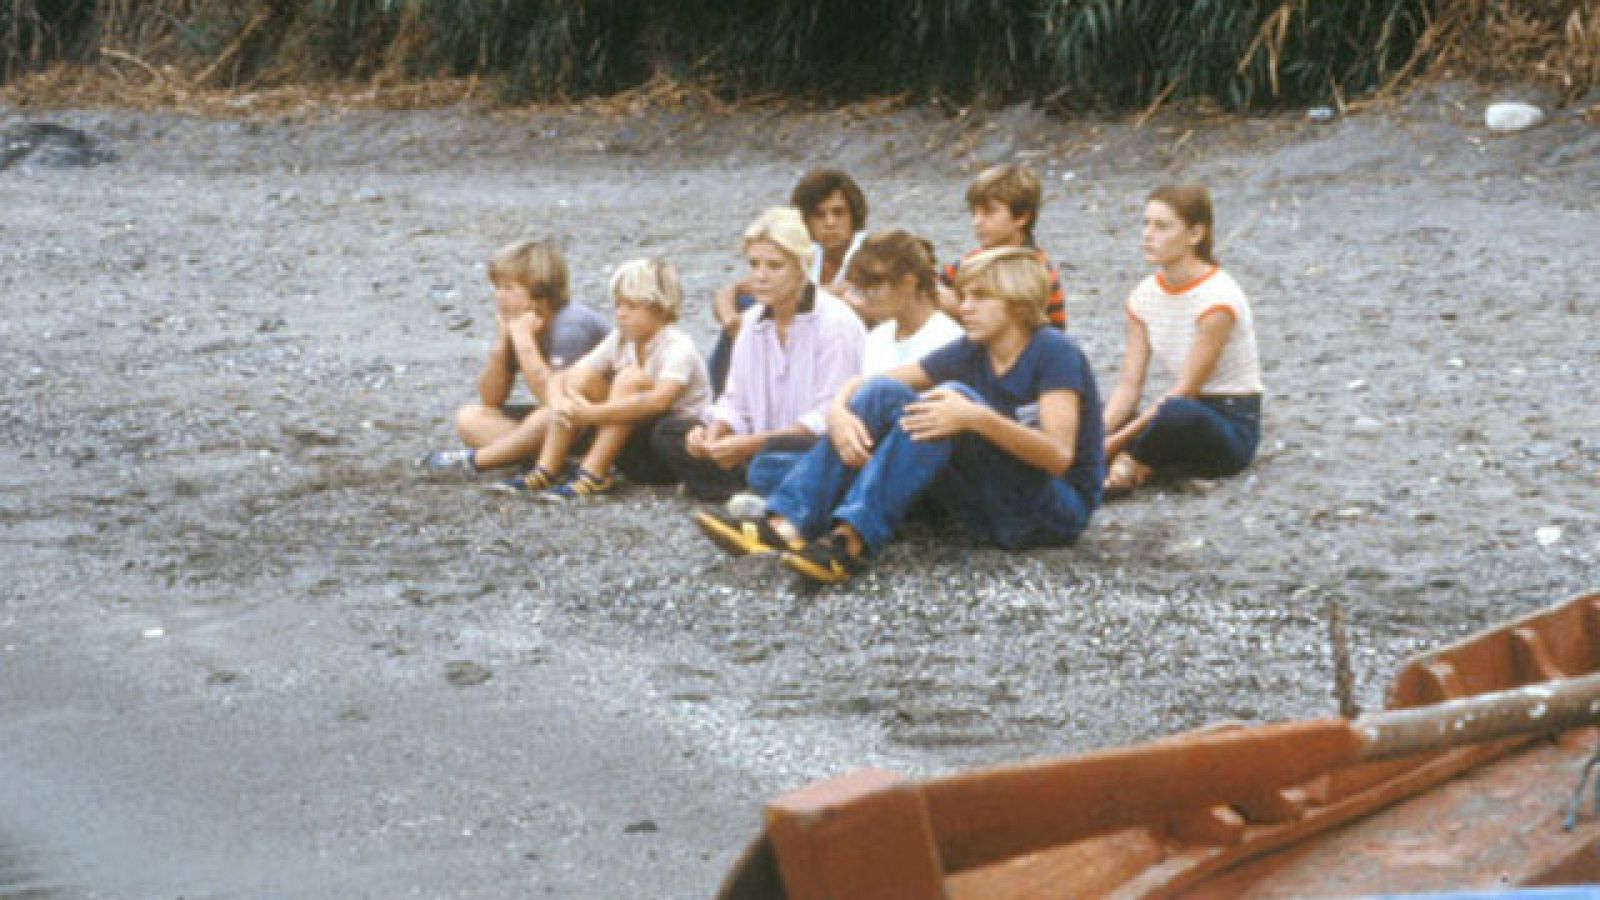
left=653, top=207, right=865, bottom=501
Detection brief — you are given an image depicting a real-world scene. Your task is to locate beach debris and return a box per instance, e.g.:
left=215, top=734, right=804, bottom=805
left=141, top=626, right=165, bottom=639
left=445, top=660, right=492, bottom=687
left=1307, top=106, right=1336, bottom=122
left=1485, top=102, right=1544, bottom=133
left=1351, top=417, right=1383, bottom=437
left=1, top=122, right=116, bottom=172
left=1537, top=526, right=1563, bottom=547
left=623, top=819, right=659, bottom=834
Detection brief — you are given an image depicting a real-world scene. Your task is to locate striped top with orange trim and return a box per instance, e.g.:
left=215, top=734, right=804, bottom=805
left=1126, top=265, right=1263, bottom=395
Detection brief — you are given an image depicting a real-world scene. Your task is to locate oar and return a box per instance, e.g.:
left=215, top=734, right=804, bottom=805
left=924, top=671, right=1600, bottom=872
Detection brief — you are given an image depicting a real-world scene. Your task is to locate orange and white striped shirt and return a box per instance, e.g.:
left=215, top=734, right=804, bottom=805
left=1126, top=265, right=1262, bottom=395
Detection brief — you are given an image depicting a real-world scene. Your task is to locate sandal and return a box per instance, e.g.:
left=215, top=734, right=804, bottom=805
left=1104, top=454, right=1151, bottom=501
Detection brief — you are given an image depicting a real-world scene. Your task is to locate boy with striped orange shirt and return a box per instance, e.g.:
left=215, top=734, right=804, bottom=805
left=936, top=163, right=1068, bottom=330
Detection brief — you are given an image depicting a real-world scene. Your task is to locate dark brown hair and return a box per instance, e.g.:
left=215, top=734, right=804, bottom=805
left=1146, top=184, right=1217, bottom=265
left=790, top=169, right=868, bottom=231
left=846, top=230, right=938, bottom=297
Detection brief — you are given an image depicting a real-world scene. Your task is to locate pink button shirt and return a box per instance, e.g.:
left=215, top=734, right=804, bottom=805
left=706, top=285, right=865, bottom=436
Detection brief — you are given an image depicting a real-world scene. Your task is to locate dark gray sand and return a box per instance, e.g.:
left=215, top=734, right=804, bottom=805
left=1, top=84, right=1596, bottom=896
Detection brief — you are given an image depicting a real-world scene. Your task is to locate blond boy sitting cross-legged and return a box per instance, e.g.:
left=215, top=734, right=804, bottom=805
left=499, top=257, right=713, bottom=500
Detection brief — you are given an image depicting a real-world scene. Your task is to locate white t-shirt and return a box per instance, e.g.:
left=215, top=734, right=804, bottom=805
left=809, top=232, right=867, bottom=286
left=862, top=311, right=964, bottom=377
left=1126, top=266, right=1263, bottom=395
left=573, top=325, right=713, bottom=419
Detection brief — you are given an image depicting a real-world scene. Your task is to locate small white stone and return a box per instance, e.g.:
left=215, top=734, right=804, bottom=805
left=1536, top=526, right=1562, bottom=546
left=1485, top=102, right=1544, bottom=133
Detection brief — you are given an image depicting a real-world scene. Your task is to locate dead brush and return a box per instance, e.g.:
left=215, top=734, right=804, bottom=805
left=2, top=1, right=1596, bottom=114
left=1400, top=0, right=1598, bottom=104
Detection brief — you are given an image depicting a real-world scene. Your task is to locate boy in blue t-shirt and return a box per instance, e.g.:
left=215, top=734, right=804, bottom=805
left=694, top=247, right=1104, bottom=584
left=417, top=238, right=608, bottom=480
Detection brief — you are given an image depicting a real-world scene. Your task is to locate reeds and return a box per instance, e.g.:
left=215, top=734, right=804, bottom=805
left=3, top=0, right=1593, bottom=110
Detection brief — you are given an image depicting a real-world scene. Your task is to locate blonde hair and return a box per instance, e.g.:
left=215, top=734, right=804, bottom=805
left=953, top=246, right=1050, bottom=330
left=742, top=206, right=815, bottom=273
left=488, top=239, right=570, bottom=309
left=609, top=257, right=684, bottom=321
left=965, top=163, right=1043, bottom=241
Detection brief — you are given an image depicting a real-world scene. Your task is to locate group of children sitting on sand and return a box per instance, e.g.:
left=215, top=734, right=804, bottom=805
left=417, top=164, right=1263, bottom=584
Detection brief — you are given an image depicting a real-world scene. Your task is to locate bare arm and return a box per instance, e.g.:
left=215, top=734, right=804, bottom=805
left=573, top=378, right=686, bottom=426
left=506, top=311, right=556, bottom=403
left=1105, top=309, right=1234, bottom=459
left=1168, top=308, right=1235, bottom=399
left=1102, top=313, right=1150, bottom=434
left=903, top=386, right=1078, bottom=477
left=477, top=316, right=515, bottom=407
left=713, top=278, right=753, bottom=333
left=826, top=364, right=938, bottom=465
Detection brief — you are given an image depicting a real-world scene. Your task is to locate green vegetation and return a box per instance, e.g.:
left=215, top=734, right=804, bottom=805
left=3, top=1, right=1593, bottom=110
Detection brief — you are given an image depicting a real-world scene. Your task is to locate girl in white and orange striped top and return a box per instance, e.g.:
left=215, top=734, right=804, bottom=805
left=1102, top=185, right=1263, bottom=498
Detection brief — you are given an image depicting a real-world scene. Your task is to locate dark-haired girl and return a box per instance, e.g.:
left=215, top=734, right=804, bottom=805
left=1102, top=185, right=1263, bottom=497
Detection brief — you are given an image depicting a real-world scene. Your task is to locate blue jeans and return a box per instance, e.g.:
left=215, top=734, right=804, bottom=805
left=1128, top=394, right=1261, bottom=478
left=765, top=378, right=1092, bottom=554
left=747, top=450, right=802, bottom=496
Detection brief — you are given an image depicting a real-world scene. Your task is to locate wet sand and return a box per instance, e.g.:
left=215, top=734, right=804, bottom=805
left=1, top=84, right=1596, bottom=895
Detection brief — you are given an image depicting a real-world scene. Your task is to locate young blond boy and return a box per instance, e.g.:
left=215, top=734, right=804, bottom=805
left=507, top=257, right=712, bottom=499
left=696, top=247, right=1104, bottom=584
left=418, top=239, right=608, bottom=476
left=936, top=163, right=1068, bottom=329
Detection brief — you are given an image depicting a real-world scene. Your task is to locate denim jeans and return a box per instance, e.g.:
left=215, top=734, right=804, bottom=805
left=1127, top=394, right=1261, bottom=478
left=747, top=450, right=803, bottom=496
left=765, top=377, right=1092, bottom=554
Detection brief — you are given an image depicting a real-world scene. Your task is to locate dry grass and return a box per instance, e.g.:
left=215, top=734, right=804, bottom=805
left=0, top=63, right=489, bottom=118
left=1425, top=0, right=1598, bottom=102
left=2, top=1, right=1593, bottom=116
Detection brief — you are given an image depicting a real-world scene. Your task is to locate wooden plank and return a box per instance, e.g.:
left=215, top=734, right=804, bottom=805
left=764, top=768, right=945, bottom=900
left=922, top=720, right=1363, bottom=872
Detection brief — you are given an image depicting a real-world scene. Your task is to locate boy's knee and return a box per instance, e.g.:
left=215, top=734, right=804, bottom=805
left=611, top=368, right=654, bottom=396
left=455, top=403, right=491, bottom=437
left=930, top=381, right=983, bottom=403
left=850, top=376, right=917, bottom=411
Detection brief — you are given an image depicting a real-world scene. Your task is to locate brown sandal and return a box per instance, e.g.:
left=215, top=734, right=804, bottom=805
left=1104, top=454, right=1151, bottom=500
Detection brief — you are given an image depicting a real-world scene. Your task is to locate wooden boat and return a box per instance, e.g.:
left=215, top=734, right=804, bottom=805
left=717, top=591, right=1600, bottom=898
